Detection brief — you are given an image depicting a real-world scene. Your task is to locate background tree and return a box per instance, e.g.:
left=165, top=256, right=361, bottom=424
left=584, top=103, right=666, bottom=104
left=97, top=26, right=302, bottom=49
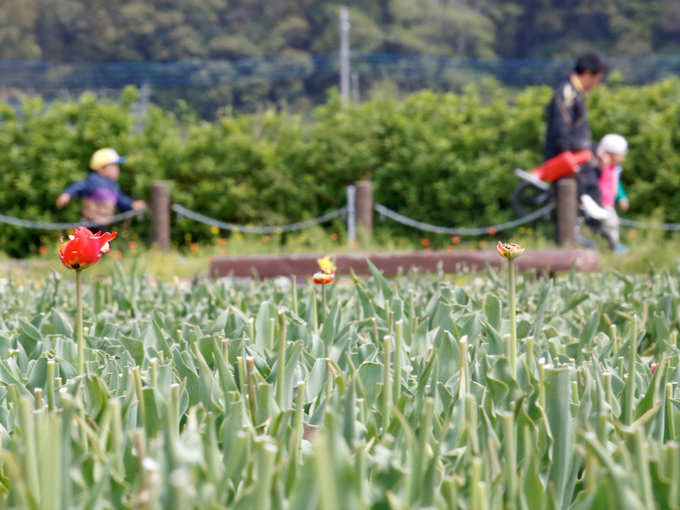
left=9, top=0, right=679, bottom=63
left=0, top=0, right=41, bottom=60
left=1, top=0, right=679, bottom=115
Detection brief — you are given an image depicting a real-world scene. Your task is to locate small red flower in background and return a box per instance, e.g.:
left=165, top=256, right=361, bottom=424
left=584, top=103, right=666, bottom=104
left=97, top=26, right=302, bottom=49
left=190, top=242, right=199, bottom=252
left=451, top=236, right=461, bottom=244
left=58, top=227, right=117, bottom=270
left=487, top=227, right=497, bottom=236
left=420, top=238, right=430, bottom=248
left=262, top=235, right=271, bottom=243
left=128, top=240, right=138, bottom=250
left=330, top=233, right=339, bottom=242
left=313, top=256, right=336, bottom=285
left=39, top=245, right=48, bottom=255
left=313, top=272, right=335, bottom=285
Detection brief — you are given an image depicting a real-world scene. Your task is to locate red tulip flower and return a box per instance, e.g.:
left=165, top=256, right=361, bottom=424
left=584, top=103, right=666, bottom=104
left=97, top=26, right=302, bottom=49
left=313, top=272, right=335, bottom=285
left=58, top=227, right=117, bottom=270
left=313, top=256, right=336, bottom=285
left=58, top=227, right=116, bottom=375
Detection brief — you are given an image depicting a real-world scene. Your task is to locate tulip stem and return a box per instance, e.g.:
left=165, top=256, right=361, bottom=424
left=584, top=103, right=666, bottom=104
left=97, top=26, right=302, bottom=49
left=509, top=259, right=517, bottom=379
left=321, top=284, right=327, bottom=323
left=312, top=286, right=318, bottom=334
left=76, top=268, right=84, bottom=375
left=276, top=310, right=287, bottom=410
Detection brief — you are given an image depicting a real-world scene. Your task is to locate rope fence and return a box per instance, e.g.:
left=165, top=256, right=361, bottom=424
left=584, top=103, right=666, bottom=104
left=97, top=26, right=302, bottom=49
left=619, top=218, right=680, bottom=231
left=171, top=203, right=347, bottom=234
left=0, top=208, right=146, bottom=231
left=374, top=203, right=554, bottom=236
left=1, top=181, right=679, bottom=246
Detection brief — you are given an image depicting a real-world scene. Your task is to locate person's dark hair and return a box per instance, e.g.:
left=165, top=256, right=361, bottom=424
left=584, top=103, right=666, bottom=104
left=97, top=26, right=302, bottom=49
left=574, top=52, right=609, bottom=75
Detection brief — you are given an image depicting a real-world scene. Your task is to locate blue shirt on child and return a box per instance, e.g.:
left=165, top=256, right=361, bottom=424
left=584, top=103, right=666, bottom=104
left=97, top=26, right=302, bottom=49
left=64, top=172, right=134, bottom=211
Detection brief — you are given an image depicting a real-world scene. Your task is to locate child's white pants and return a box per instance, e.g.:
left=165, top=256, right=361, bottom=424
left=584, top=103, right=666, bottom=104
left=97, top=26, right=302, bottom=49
left=600, top=206, right=620, bottom=246
left=579, top=195, right=620, bottom=247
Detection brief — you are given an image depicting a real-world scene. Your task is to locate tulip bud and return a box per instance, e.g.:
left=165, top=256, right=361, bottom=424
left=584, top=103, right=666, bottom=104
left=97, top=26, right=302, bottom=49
left=496, top=241, right=525, bottom=260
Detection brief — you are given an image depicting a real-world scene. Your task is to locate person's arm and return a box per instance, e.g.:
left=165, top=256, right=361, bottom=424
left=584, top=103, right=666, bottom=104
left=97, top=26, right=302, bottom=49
left=616, top=181, right=627, bottom=202
left=548, top=85, right=576, bottom=154
left=57, top=176, right=90, bottom=208
left=116, top=190, right=135, bottom=211
left=64, top=177, right=90, bottom=198
left=616, top=180, right=629, bottom=211
left=115, top=187, right=146, bottom=212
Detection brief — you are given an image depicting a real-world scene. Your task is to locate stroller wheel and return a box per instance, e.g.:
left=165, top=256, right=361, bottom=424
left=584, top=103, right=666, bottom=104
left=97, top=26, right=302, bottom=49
left=511, top=181, right=553, bottom=217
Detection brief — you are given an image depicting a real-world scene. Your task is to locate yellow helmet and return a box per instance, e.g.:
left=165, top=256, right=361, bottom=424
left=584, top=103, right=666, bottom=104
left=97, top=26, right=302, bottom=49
left=89, top=148, right=125, bottom=170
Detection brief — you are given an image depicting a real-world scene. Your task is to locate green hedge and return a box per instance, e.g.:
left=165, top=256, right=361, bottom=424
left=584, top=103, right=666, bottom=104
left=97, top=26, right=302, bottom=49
left=1, top=79, right=679, bottom=256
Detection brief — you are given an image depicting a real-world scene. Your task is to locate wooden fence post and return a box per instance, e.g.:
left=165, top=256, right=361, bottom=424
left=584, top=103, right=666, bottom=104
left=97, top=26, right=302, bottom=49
left=346, top=184, right=356, bottom=245
left=556, top=177, right=577, bottom=245
left=151, top=181, right=170, bottom=251
left=355, top=180, right=373, bottom=240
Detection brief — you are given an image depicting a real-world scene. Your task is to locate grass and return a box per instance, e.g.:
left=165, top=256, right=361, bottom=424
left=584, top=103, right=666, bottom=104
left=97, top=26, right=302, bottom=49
left=1, top=223, right=678, bottom=283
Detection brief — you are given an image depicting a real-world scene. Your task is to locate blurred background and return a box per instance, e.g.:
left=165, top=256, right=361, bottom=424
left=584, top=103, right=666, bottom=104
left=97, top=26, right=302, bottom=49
left=1, top=0, right=679, bottom=262
left=2, top=0, right=680, bottom=116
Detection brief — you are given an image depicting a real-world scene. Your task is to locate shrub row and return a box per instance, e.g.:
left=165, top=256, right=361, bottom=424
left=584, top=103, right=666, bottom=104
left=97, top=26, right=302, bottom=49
left=1, top=79, right=679, bottom=256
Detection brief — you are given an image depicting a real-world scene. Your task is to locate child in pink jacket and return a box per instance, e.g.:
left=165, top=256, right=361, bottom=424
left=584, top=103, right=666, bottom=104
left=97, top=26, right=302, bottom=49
left=578, top=134, right=629, bottom=251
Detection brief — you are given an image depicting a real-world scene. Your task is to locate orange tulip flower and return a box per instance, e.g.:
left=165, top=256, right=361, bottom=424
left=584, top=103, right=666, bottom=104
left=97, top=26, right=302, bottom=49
left=496, top=241, right=525, bottom=260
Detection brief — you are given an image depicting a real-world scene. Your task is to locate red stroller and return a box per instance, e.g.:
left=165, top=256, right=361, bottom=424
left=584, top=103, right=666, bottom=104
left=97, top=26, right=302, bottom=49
left=511, top=150, right=591, bottom=217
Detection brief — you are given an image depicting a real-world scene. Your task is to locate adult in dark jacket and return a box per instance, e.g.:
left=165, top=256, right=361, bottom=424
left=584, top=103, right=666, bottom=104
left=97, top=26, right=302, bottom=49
left=543, top=52, right=609, bottom=161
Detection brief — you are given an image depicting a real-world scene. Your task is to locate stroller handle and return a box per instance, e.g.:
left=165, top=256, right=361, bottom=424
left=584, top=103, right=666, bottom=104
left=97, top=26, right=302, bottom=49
left=514, top=168, right=551, bottom=191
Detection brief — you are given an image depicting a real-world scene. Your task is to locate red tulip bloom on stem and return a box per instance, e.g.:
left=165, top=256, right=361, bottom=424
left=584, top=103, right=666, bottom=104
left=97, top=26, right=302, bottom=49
left=312, top=272, right=335, bottom=285
left=58, top=227, right=117, bottom=375
left=313, top=256, right=336, bottom=285
left=59, top=227, right=117, bottom=270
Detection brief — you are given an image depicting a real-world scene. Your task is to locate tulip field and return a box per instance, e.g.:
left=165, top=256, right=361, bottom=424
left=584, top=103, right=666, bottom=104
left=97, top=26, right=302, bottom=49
left=1, top=259, right=679, bottom=509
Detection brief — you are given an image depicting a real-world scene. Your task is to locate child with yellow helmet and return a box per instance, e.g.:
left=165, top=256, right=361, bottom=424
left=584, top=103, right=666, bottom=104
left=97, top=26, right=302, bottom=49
left=56, top=148, right=146, bottom=229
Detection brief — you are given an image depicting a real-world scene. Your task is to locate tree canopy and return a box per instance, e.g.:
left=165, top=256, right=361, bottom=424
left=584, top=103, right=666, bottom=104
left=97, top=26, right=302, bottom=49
left=2, top=0, right=678, bottom=116
left=1, top=0, right=678, bottom=62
